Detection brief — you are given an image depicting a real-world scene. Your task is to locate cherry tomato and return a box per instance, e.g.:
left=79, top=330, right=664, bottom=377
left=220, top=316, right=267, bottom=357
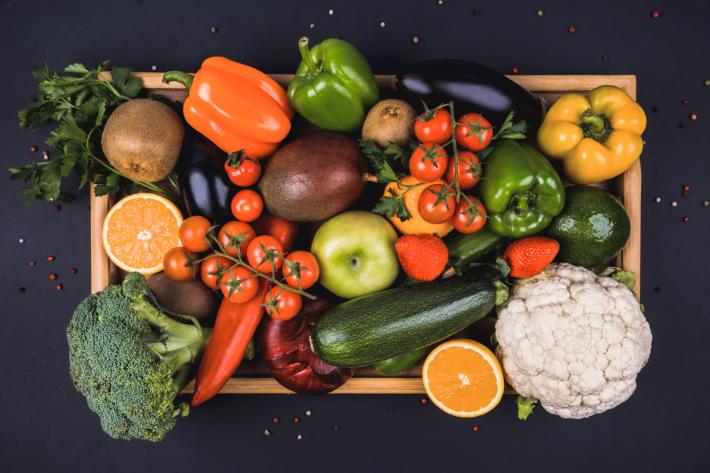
left=200, top=254, right=233, bottom=290
left=418, top=184, right=456, bottom=224
left=179, top=216, right=212, bottom=253
left=253, top=214, right=299, bottom=252
left=283, top=251, right=320, bottom=289
left=453, top=197, right=487, bottom=234
left=246, top=235, right=284, bottom=273
left=217, top=221, right=256, bottom=257
left=414, top=108, right=452, bottom=144
left=220, top=266, right=261, bottom=303
left=455, top=113, right=493, bottom=151
left=445, top=151, right=481, bottom=190
left=163, top=247, right=198, bottom=282
left=230, top=189, right=264, bottom=222
left=409, top=143, right=448, bottom=182
left=264, top=287, right=303, bottom=321
left=224, top=151, right=262, bottom=187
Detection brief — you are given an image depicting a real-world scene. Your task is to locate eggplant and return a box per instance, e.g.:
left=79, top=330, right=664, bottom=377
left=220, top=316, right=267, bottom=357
left=178, top=135, right=232, bottom=224
left=396, top=59, right=544, bottom=133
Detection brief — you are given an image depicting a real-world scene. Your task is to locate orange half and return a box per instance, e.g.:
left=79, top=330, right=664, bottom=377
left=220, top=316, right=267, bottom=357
left=422, top=339, right=504, bottom=418
left=102, top=193, right=183, bottom=274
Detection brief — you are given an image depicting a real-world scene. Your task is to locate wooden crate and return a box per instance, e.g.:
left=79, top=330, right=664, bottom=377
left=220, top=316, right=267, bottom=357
left=91, top=73, right=641, bottom=394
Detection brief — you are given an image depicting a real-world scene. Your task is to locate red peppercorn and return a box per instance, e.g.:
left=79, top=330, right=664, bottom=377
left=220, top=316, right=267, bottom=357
left=682, top=216, right=689, bottom=223
left=420, top=397, right=428, bottom=405
left=272, top=417, right=280, bottom=424
left=56, top=284, right=63, bottom=291
left=292, top=417, right=300, bottom=424
left=511, top=67, right=519, bottom=74
left=47, top=255, right=56, bottom=262
left=681, top=99, right=689, bottom=105
left=568, top=25, right=576, bottom=33
left=682, top=184, right=691, bottom=192
left=29, top=261, right=37, bottom=267
left=471, top=425, right=480, bottom=432
left=48, top=273, right=57, bottom=281
left=650, top=11, right=660, bottom=19
left=689, top=113, right=698, bottom=121
left=30, top=145, right=39, bottom=153
left=70, top=267, right=78, bottom=274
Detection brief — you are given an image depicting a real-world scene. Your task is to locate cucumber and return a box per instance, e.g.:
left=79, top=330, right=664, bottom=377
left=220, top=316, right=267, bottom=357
left=446, top=227, right=507, bottom=271
left=311, top=271, right=495, bottom=367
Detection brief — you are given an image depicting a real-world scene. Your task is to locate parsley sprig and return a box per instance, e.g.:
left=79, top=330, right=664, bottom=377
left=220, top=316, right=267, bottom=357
left=9, top=61, right=166, bottom=205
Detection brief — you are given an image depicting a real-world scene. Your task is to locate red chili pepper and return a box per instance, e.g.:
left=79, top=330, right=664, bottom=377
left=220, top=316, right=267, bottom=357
left=191, top=281, right=270, bottom=407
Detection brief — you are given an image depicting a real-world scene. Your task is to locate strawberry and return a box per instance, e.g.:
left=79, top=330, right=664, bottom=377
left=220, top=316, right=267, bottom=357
left=394, top=234, right=448, bottom=282
left=503, top=236, right=559, bottom=278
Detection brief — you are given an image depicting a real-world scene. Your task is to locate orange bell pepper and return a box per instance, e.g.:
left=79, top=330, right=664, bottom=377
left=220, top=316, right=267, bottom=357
left=163, top=57, right=293, bottom=158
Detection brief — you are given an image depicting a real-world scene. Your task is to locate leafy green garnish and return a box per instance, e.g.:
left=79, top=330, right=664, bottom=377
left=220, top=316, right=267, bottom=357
left=359, top=140, right=399, bottom=183
left=516, top=395, right=538, bottom=420
left=599, top=267, right=637, bottom=292
left=9, top=61, right=161, bottom=205
left=372, top=187, right=412, bottom=222
left=493, top=111, right=528, bottom=141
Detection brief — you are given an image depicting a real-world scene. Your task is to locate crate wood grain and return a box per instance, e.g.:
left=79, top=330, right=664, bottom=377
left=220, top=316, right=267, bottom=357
left=92, top=73, right=641, bottom=394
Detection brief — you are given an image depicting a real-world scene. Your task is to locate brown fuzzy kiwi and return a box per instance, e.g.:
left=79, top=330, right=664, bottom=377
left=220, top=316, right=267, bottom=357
left=361, top=99, right=416, bottom=147
left=101, top=99, right=184, bottom=182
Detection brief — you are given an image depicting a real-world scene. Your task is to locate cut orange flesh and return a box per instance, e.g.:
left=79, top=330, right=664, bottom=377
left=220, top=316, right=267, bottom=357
left=422, top=339, right=504, bottom=418
left=102, top=193, right=183, bottom=274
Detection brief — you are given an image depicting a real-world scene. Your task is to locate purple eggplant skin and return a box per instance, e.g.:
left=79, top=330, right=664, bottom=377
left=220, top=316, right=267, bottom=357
left=178, top=134, right=232, bottom=224
left=395, top=59, right=544, bottom=133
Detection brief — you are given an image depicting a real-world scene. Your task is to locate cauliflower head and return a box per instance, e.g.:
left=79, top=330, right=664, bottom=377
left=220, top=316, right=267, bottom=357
left=495, top=263, right=652, bottom=419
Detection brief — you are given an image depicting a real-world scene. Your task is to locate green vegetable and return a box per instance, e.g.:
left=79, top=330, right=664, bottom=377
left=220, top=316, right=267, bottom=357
left=599, top=267, right=636, bottom=292
left=480, top=139, right=565, bottom=237
left=66, top=273, right=210, bottom=442
left=546, top=185, right=630, bottom=268
left=516, top=395, right=538, bottom=420
left=288, top=37, right=379, bottom=132
left=374, top=346, right=430, bottom=375
left=446, top=226, right=508, bottom=272
left=9, top=61, right=165, bottom=205
left=358, top=139, right=411, bottom=183
left=311, top=271, right=499, bottom=367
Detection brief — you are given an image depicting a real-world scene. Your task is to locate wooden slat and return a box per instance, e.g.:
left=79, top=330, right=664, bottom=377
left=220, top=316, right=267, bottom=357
left=91, top=72, right=643, bottom=393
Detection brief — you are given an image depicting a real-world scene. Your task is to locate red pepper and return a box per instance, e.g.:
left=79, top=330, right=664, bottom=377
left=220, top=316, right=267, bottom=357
left=191, top=281, right=270, bottom=407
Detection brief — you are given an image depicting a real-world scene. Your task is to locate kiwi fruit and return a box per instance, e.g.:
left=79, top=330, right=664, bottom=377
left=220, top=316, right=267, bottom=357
left=101, top=99, right=184, bottom=182
left=361, top=99, right=416, bottom=147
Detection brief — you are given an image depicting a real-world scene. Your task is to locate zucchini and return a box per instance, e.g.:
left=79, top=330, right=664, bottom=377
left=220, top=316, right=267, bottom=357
left=311, top=271, right=495, bottom=367
left=446, top=227, right=507, bottom=271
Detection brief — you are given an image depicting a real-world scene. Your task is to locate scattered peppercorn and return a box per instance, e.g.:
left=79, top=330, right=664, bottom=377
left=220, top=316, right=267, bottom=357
left=471, top=425, right=480, bottom=432
left=70, top=267, right=78, bottom=274
left=328, top=8, right=334, bottom=15
left=472, top=9, right=482, bottom=16
left=264, top=429, right=271, bottom=436
left=332, top=423, right=340, bottom=430
left=681, top=191, right=689, bottom=197
left=654, top=197, right=662, bottom=203
left=210, top=26, right=218, bottom=33
left=293, top=417, right=300, bottom=424
left=47, top=255, right=56, bottom=262
left=682, top=184, right=690, bottom=193
left=678, top=122, right=686, bottom=129
left=681, top=99, right=689, bottom=105
left=671, top=201, right=678, bottom=207
left=536, top=9, right=544, bottom=17
left=703, top=200, right=709, bottom=207
left=272, top=416, right=280, bottom=424
left=49, top=273, right=57, bottom=281
left=568, top=25, right=576, bottom=33
left=305, top=409, right=312, bottom=416
left=412, top=35, right=420, bottom=44
left=690, top=113, right=698, bottom=121
left=19, top=287, right=26, bottom=293
left=42, top=150, right=49, bottom=160
left=653, top=287, right=663, bottom=294
left=511, top=67, right=519, bottom=74
left=379, top=21, right=386, bottom=28
left=56, top=284, right=63, bottom=291
left=309, top=23, right=315, bottom=29
left=18, top=238, right=25, bottom=244
left=704, top=79, right=710, bottom=87
left=682, top=216, right=689, bottom=223
left=30, top=145, right=38, bottom=153
left=53, top=204, right=62, bottom=211
left=601, top=55, right=609, bottom=62
left=650, top=10, right=660, bottom=19
left=420, top=397, right=428, bottom=405
left=297, top=433, right=303, bottom=440
left=29, top=260, right=37, bottom=267
left=437, top=0, right=446, bottom=5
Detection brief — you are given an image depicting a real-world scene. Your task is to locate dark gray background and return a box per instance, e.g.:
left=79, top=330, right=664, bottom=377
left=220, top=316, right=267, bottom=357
left=1, top=0, right=709, bottom=471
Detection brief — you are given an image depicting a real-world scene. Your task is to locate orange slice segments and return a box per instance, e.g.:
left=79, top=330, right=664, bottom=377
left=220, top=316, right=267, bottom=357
left=422, top=339, right=504, bottom=418
left=102, top=193, right=183, bottom=274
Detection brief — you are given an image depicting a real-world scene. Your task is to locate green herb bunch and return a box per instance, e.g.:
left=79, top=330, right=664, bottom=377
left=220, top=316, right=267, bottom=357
left=9, top=61, right=163, bottom=205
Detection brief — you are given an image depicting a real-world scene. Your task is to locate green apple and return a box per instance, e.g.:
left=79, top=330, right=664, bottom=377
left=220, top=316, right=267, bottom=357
left=311, top=211, right=399, bottom=299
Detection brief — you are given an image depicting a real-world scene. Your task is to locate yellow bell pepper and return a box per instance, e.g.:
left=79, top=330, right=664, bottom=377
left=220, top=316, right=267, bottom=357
left=537, top=85, right=646, bottom=184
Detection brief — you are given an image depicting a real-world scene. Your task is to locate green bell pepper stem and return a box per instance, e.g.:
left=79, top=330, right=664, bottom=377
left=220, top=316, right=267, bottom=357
left=297, top=37, right=320, bottom=76
left=162, top=71, right=193, bottom=91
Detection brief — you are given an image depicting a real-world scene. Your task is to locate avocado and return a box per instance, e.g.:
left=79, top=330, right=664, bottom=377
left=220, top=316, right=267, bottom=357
left=258, top=132, right=366, bottom=222
left=546, top=185, right=630, bottom=268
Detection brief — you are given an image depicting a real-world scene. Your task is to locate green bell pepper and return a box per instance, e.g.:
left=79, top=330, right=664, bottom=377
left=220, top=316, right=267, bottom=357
left=287, top=36, right=379, bottom=132
left=480, top=139, right=565, bottom=237
left=374, top=346, right=430, bottom=375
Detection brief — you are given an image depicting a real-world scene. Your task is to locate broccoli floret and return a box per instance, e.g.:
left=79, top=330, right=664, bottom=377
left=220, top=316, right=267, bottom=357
left=67, top=272, right=210, bottom=442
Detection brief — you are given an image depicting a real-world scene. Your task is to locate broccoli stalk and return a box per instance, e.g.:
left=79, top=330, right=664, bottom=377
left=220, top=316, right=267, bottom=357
left=67, top=272, right=211, bottom=442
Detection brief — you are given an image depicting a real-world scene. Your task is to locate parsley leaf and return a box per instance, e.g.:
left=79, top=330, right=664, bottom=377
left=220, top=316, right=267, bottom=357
left=359, top=140, right=399, bottom=183
left=372, top=188, right=412, bottom=222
